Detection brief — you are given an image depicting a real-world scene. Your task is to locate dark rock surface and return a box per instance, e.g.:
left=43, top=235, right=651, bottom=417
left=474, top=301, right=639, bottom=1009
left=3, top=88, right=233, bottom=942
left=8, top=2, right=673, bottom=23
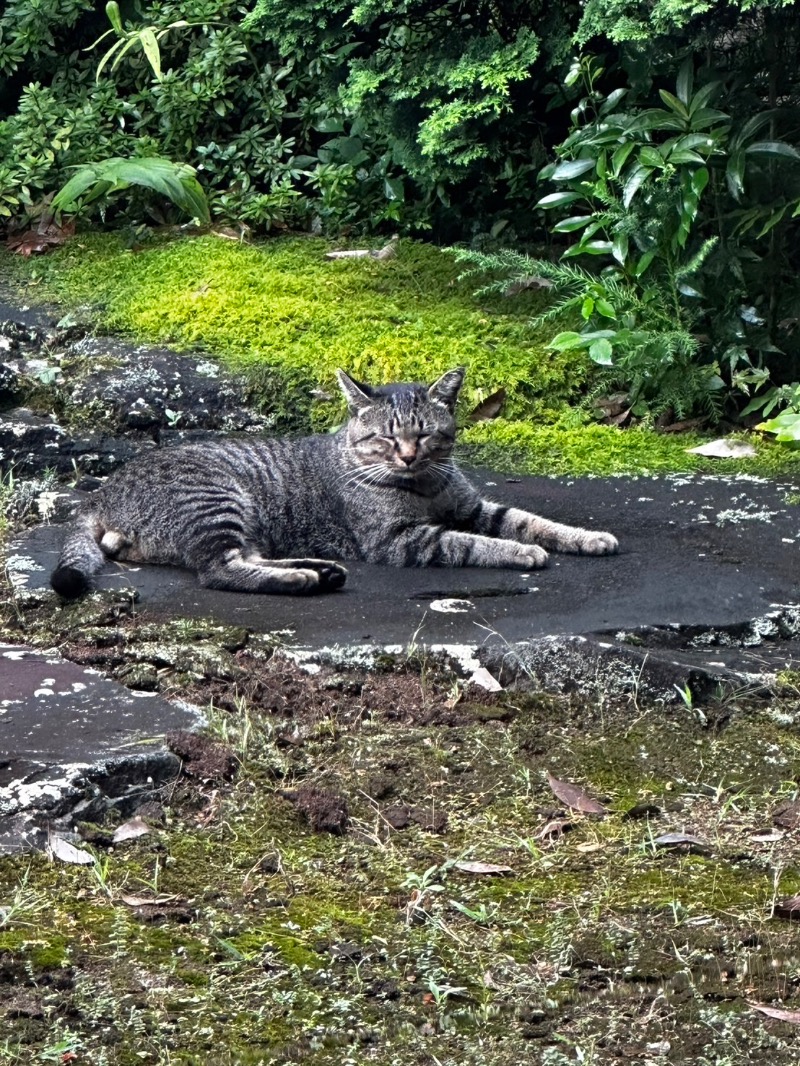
left=0, top=318, right=274, bottom=478
left=66, top=336, right=274, bottom=435
left=13, top=469, right=799, bottom=645
left=0, top=643, right=204, bottom=854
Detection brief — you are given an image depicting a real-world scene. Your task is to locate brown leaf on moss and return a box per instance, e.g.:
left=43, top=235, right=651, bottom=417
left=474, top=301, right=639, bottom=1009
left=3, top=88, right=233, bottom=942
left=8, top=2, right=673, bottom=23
left=166, top=730, right=237, bottom=781
left=537, top=818, right=574, bottom=839
left=749, top=1002, right=800, bottom=1024
left=652, top=832, right=711, bottom=855
left=772, top=799, right=800, bottom=829
left=7, top=219, right=75, bottom=256
left=546, top=772, right=606, bottom=815
left=454, top=861, right=513, bottom=875
left=469, top=388, right=506, bottom=422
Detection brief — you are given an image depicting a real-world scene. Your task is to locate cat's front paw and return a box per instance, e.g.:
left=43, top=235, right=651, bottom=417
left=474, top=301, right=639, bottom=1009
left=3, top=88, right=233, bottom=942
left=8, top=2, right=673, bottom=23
left=577, top=530, right=618, bottom=556
left=513, top=544, right=549, bottom=569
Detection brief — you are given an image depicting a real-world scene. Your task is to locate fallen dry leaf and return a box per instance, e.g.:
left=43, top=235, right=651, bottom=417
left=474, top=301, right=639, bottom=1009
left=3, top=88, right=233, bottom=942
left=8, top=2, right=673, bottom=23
left=48, top=836, right=94, bottom=865
left=749, top=828, right=785, bottom=843
left=120, top=893, right=181, bottom=907
left=454, top=860, right=513, bottom=876
left=537, top=818, right=574, bottom=839
left=575, top=841, right=602, bottom=854
left=7, top=219, right=74, bottom=257
left=469, top=388, right=507, bottom=422
left=686, top=438, right=757, bottom=458
left=652, top=832, right=711, bottom=854
left=749, top=1002, right=800, bottom=1025
left=660, top=417, right=707, bottom=433
left=112, top=817, right=151, bottom=844
left=547, top=772, right=606, bottom=815
left=772, top=799, right=800, bottom=829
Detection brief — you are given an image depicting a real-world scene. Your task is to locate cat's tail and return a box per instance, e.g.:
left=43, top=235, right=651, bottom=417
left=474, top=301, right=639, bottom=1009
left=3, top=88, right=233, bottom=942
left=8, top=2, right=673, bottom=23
left=50, top=513, right=104, bottom=599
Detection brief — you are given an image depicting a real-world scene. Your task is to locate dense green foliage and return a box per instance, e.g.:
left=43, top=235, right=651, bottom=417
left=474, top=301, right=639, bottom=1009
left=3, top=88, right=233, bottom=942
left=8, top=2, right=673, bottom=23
left=2, top=0, right=800, bottom=427
left=0, top=0, right=580, bottom=237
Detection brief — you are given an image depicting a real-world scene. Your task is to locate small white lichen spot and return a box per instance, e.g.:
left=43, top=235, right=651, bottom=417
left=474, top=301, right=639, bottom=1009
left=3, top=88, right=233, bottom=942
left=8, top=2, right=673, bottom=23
left=429, top=599, right=475, bottom=614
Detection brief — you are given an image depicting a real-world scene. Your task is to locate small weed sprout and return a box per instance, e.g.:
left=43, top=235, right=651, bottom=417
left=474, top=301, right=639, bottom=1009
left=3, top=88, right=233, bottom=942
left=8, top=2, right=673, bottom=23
left=449, top=899, right=499, bottom=924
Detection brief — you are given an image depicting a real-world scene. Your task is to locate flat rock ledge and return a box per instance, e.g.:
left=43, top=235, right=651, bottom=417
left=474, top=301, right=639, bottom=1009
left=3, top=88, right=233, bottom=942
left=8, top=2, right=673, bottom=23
left=0, top=643, right=204, bottom=854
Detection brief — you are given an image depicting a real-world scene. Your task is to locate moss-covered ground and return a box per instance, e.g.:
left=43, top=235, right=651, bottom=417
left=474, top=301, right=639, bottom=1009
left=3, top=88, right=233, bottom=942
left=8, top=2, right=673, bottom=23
left=3, top=233, right=799, bottom=477
left=2, top=591, right=800, bottom=1065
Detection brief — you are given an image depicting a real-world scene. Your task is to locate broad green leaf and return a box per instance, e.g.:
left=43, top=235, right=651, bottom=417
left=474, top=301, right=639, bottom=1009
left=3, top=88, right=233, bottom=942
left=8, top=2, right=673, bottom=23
left=138, top=27, right=162, bottom=80
left=676, top=60, right=693, bottom=106
left=552, top=215, right=595, bottom=233
left=611, top=232, right=628, bottom=266
left=631, top=108, right=684, bottom=133
left=535, top=191, right=581, bottom=209
left=726, top=149, right=746, bottom=199
left=634, top=250, right=656, bottom=276
left=622, top=165, right=652, bottom=208
left=611, top=142, right=635, bottom=176
left=599, top=88, right=627, bottom=116
left=758, top=412, right=800, bottom=442
left=638, top=146, right=663, bottom=168
left=52, top=157, right=209, bottom=222
left=589, top=338, right=614, bottom=365
left=756, top=203, right=790, bottom=239
left=580, top=240, right=614, bottom=255
left=581, top=297, right=595, bottom=320
left=688, top=82, right=720, bottom=116
left=668, top=150, right=705, bottom=164
left=746, top=141, right=800, bottom=161
left=324, top=135, right=364, bottom=162
left=95, top=36, right=127, bottom=81
left=105, top=1, right=123, bottom=34
left=659, top=90, right=689, bottom=120
left=108, top=35, right=142, bottom=76
left=551, top=158, right=596, bottom=181
left=595, top=297, right=617, bottom=318
left=384, top=177, right=404, bottom=201
left=549, top=331, right=585, bottom=351
left=688, top=107, right=730, bottom=130
left=692, top=167, right=709, bottom=195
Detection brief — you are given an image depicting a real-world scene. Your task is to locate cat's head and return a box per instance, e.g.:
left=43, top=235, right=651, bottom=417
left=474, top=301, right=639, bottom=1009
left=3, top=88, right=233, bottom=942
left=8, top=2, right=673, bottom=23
left=336, top=368, right=464, bottom=478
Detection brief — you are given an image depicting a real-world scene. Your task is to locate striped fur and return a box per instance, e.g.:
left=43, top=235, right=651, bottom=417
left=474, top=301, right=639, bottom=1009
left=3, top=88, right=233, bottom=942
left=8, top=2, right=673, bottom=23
left=50, top=368, right=618, bottom=598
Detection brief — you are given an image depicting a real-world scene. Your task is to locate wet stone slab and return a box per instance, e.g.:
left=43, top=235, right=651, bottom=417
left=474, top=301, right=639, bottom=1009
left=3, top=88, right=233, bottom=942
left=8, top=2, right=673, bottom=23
left=0, top=643, right=204, bottom=853
left=10, top=470, right=800, bottom=647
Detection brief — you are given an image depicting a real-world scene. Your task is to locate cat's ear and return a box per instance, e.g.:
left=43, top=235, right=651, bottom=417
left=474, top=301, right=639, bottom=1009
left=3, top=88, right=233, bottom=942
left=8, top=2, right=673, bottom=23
left=428, top=367, right=465, bottom=410
left=336, top=369, right=374, bottom=413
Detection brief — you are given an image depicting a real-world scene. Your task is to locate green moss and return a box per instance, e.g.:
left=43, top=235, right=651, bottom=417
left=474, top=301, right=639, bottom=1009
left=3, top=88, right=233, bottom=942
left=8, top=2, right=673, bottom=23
left=461, top=419, right=800, bottom=477
left=8, top=233, right=799, bottom=474
left=13, top=233, right=577, bottom=427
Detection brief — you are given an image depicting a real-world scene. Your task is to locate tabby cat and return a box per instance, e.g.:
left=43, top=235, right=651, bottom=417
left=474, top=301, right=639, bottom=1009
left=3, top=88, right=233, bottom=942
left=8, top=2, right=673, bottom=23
left=51, top=368, right=618, bottom=599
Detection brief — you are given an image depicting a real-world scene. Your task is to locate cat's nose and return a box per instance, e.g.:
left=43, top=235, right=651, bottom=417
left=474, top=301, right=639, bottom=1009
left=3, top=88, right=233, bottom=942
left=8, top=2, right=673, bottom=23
left=398, top=454, right=415, bottom=467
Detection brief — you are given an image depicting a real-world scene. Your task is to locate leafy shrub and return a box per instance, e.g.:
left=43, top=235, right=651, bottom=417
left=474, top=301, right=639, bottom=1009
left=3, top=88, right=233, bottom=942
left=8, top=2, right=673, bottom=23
left=454, top=51, right=800, bottom=423
left=52, top=156, right=210, bottom=222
